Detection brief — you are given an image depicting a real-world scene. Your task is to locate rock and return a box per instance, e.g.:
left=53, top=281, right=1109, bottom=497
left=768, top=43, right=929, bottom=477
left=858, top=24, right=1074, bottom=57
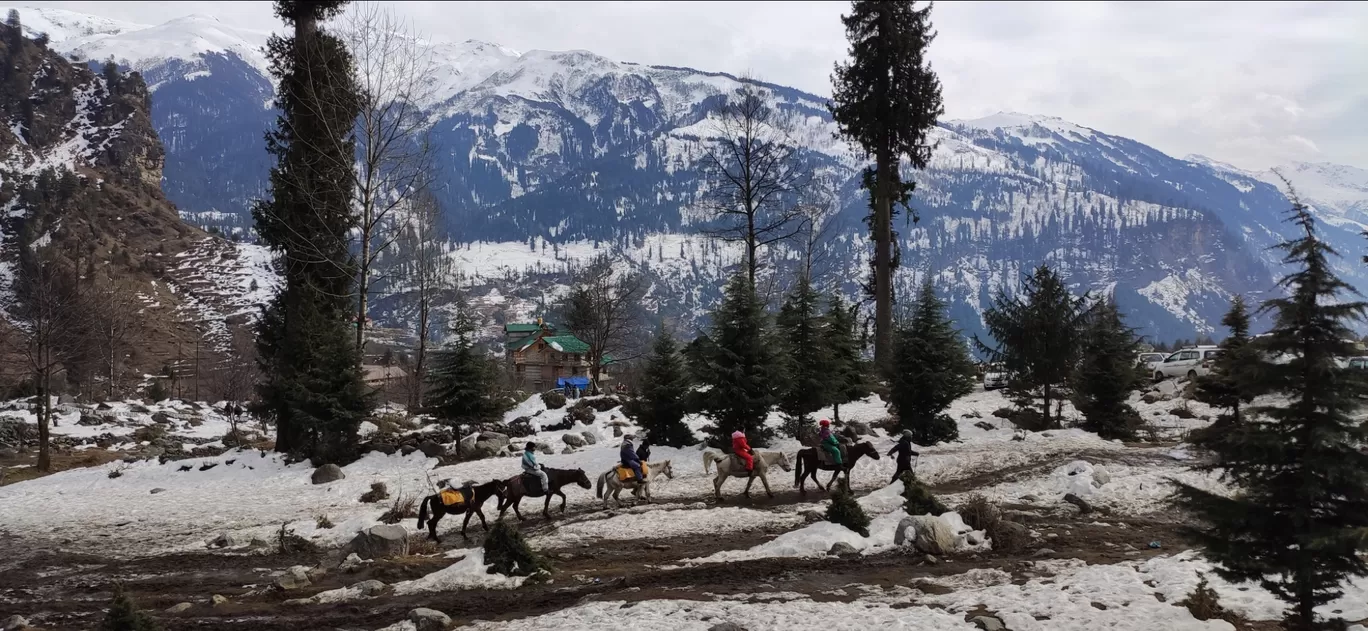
left=345, top=524, right=409, bottom=559
left=477, top=431, right=510, bottom=451
left=966, top=532, right=982, bottom=546
left=78, top=414, right=104, bottom=426
left=306, top=566, right=328, bottom=582
left=418, top=440, right=445, bottom=458
left=970, top=615, right=1006, bottom=631
left=340, top=552, right=365, bottom=572
left=1141, top=392, right=1160, bottom=404
left=613, top=426, right=623, bottom=438
left=211, top=594, right=229, bottom=607
left=561, top=433, right=586, bottom=447
left=1033, top=548, right=1057, bottom=557
left=152, top=411, right=173, bottom=424
left=150, top=487, right=167, bottom=495
left=2, top=615, right=28, bottom=631
left=580, top=430, right=598, bottom=445
left=974, top=421, right=996, bottom=432
left=561, top=446, right=576, bottom=454
left=1154, top=379, right=1178, bottom=396
left=1092, top=467, right=1111, bottom=486
left=894, top=515, right=957, bottom=555
left=165, top=603, right=193, bottom=614
left=275, top=565, right=312, bottom=590
left=828, top=541, right=860, bottom=557
left=352, top=579, right=389, bottom=598
left=208, top=532, right=248, bottom=549
left=922, top=554, right=939, bottom=565
left=799, top=509, right=826, bottom=523
left=1063, top=493, right=1093, bottom=515
left=708, top=624, right=748, bottom=631
left=1159, top=393, right=1174, bottom=402
left=408, top=607, right=452, bottom=631
left=399, top=443, right=418, bottom=456
left=457, top=432, right=479, bottom=455
left=311, top=463, right=345, bottom=484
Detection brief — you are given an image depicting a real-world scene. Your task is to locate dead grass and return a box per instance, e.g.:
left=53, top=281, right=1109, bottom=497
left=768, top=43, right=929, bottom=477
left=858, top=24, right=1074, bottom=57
left=315, top=514, right=335, bottom=529
left=1181, top=574, right=1233, bottom=623
left=1, top=450, right=124, bottom=486
left=360, top=481, right=390, bottom=503
left=379, top=494, right=418, bottom=524
left=957, top=494, right=1001, bottom=532
left=407, top=534, right=440, bottom=556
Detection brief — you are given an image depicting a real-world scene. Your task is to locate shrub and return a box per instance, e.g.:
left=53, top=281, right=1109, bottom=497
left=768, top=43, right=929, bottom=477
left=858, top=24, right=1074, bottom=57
left=379, top=494, right=417, bottom=524
left=359, top=481, right=389, bottom=503
left=986, top=519, right=1030, bottom=553
left=826, top=490, right=871, bottom=537
left=482, top=521, right=551, bottom=577
left=565, top=403, right=595, bottom=424
left=1006, top=407, right=1050, bottom=431
left=132, top=424, right=165, bottom=443
left=958, top=493, right=1001, bottom=531
left=102, top=583, right=160, bottom=631
left=584, top=396, right=622, bottom=412
left=277, top=523, right=317, bottom=555
left=900, top=471, right=948, bottom=516
left=144, top=381, right=168, bottom=403
left=315, top=514, right=334, bottom=529
left=540, top=390, right=567, bottom=410
left=1180, top=574, right=1230, bottom=622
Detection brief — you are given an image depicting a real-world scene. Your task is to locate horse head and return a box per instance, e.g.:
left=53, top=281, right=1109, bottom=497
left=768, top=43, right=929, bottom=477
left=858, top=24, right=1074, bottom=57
left=573, top=468, right=592, bottom=489
left=856, top=441, right=881, bottom=460
left=775, top=451, right=793, bottom=472
left=486, top=478, right=508, bottom=500
left=658, top=460, right=675, bottom=480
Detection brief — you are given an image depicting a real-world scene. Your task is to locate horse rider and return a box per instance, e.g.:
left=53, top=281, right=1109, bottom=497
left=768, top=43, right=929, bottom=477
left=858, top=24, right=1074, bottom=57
left=887, top=430, right=920, bottom=483
left=522, top=442, right=548, bottom=493
left=731, top=430, right=755, bottom=474
left=637, top=439, right=653, bottom=464
left=818, top=419, right=843, bottom=467
left=620, top=435, right=646, bottom=484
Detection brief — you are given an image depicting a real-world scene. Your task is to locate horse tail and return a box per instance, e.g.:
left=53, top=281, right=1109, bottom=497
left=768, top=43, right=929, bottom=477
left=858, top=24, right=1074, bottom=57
left=794, top=451, right=804, bottom=487
left=595, top=472, right=606, bottom=499
left=416, top=495, right=431, bottom=529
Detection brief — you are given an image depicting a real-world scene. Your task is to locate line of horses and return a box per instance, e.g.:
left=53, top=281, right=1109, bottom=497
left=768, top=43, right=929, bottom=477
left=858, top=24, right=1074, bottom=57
left=415, top=440, right=882, bottom=543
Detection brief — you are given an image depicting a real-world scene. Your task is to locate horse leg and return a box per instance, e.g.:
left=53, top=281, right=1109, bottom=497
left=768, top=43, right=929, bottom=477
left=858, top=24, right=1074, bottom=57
left=558, top=490, right=568, bottom=514
left=826, top=469, right=841, bottom=491
left=543, top=493, right=553, bottom=519
left=743, top=474, right=756, bottom=498
left=714, top=474, right=724, bottom=501
left=512, top=498, right=526, bottom=521
left=460, top=509, right=474, bottom=540
left=643, top=482, right=652, bottom=504
left=428, top=510, right=443, bottom=544
left=760, top=472, right=774, bottom=498
left=476, top=507, right=490, bottom=531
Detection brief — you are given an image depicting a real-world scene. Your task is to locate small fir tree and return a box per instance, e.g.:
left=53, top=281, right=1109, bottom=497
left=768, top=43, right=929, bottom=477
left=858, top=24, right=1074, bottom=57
left=888, top=282, right=975, bottom=444
left=1071, top=299, right=1144, bottom=440
left=1173, top=192, right=1368, bottom=630
left=629, top=325, right=696, bottom=447
left=823, top=294, right=869, bottom=423
left=900, top=471, right=949, bottom=516
left=776, top=272, right=830, bottom=437
left=826, top=489, right=871, bottom=537
left=694, top=274, right=783, bottom=446
left=426, top=306, right=506, bottom=422
left=1193, top=295, right=1260, bottom=428
left=102, top=584, right=160, bottom=631
left=482, top=521, right=551, bottom=577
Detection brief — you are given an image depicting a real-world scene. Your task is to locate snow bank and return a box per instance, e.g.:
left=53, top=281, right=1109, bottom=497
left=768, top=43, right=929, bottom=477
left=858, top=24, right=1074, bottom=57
left=686, top=508, right=976, bottom=564
left=532, top=505, right=803, bottom=548
left=391, top=547, right=526, bottom=594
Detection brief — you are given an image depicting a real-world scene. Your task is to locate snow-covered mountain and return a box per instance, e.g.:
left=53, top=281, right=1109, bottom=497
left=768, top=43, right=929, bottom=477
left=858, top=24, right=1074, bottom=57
left=8, top=5, right=1368, bottom=342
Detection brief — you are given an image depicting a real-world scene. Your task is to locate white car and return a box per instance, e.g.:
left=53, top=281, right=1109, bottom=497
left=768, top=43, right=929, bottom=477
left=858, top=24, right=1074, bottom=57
left=1153, top=346, right=1223, bottom=381
left=983, top=363, right=1008, bottom=390
left=1137, top=352, right=1166, bottom=373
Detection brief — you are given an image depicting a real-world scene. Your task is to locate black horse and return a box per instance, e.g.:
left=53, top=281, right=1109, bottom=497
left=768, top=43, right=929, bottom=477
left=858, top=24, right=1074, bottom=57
left=416, top=479, right=506, bottom=543
left=498, top=467, right=593, bottom=520
left=794, top=441, right=881, bottom=494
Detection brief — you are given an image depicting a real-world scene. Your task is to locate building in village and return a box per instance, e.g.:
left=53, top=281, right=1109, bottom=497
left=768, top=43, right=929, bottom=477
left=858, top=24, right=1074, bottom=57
left=503, top=319, right=607, bottom=391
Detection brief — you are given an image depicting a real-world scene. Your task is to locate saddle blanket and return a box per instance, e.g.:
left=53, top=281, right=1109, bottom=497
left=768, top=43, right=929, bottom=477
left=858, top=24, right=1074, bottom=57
left=615, top=462, right=650, bottom=481
left=816, top=445, right=847, bottom=466
left=439, top=489, right=467, bottom=507
left=520, top=472, right=544, bottom=495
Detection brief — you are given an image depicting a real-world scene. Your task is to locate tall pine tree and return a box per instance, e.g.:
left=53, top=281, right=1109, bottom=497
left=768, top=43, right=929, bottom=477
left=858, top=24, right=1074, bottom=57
left=830, top=0, right=943, bottom=373
left=1173, top=194, right=1368, bottom=630
left=628, top=325, right=696, bottom=447
left=977, top=265, right=1090, bottom=430
left=426, top=305, right=506, bottom=422
left=693, top=274, right=783, bottom=447
left=776, top=272, right=829, bottom=437
left=888, top=282, right=975, bottom=444
left=823, top=294, right=868, bottom=423
left=1071, top=298, right=1144, bottom=440
left=1193, top=295, right=1259, bottom=429
left=252, top=0, right=370, bottom=464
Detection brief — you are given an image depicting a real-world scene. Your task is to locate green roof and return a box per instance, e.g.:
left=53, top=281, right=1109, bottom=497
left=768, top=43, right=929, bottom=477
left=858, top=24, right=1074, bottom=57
left=505, top=321, right=555, bottom=334
left=505, top=333, right=541, bottom=351
left=543, top=335, right=590, bottom=354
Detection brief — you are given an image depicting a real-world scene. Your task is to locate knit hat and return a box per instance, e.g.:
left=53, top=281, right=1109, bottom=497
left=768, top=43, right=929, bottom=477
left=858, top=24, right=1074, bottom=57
left=819, top=419, right=831, bottom=426
left=901, top=430, right=913, bottom=441
left=731, top=431, right=745, bottom=439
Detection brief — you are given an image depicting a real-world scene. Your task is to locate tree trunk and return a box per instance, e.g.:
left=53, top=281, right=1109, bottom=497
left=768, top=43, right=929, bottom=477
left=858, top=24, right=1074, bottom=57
left=356, top=238, right=368, bottom=355
left=37, top=372, right=51, bottom=472
left=873, top=152, right=894, bottom=374
left=833, top=402, right=842, bottom=424
left=1042, top=384, right=1053, bottom=429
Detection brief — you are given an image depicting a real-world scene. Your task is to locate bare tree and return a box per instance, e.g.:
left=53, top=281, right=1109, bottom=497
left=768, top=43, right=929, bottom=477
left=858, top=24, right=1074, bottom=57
left=700, top=81, right=812, bottom=286
left=90, top=279, right=138, bottom=399
left=339, top=2, right=437, bottom=354
left=562, top=254, right=647, bottom=389
left=395, top=188, right=454, bottom=408
left=4, top=251, right=90, bottom=471
left=797, top=173, right=841, bottom=288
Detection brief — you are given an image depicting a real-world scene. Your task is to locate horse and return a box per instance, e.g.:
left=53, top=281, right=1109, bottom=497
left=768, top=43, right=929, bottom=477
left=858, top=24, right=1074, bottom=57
left=416, top=479, right=506, bottom=543
left=703, top=450, right=792, bottom=500
left=595, top=460, right=674, bottom=508
left=497, top=467, right=593, bottom=520
left=794, top=441, right=880, bottom=494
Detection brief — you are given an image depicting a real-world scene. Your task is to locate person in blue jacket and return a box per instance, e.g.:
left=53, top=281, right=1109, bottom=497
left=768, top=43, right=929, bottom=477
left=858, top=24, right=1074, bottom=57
left=620, top=435, right=645, bottom=483
left=522, top=442, right=548, bottom=493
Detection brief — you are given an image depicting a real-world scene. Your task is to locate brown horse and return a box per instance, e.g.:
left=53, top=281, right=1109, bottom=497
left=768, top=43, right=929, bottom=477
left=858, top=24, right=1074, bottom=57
left=416, top=479, right=506, bottom=543
left=497, top=467, right=593, bottom=520
left=794, top=441, right=880, bottom=494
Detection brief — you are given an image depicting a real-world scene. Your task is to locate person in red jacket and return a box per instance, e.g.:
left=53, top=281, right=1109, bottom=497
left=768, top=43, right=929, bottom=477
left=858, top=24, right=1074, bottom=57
left=731, top=430, right=754, bottom=474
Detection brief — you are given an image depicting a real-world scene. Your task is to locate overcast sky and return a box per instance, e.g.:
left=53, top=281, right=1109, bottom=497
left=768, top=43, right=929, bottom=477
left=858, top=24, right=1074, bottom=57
left=24, top=1, right=1368, bottom=170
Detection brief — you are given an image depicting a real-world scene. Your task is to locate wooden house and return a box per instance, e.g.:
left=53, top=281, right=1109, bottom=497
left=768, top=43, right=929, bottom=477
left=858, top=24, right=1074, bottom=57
left=504, top=319, right=604, bottom=391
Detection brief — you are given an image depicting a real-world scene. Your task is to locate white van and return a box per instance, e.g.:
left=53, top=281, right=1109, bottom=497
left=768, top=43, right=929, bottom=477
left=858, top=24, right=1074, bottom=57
left=1153, top=346, right=1223, bottom=381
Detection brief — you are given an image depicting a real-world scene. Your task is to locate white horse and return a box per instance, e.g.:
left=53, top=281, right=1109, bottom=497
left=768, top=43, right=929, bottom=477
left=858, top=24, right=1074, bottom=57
left=703, top=450, right=792, bottom=500
left=595, top=460, right=675, bottom=508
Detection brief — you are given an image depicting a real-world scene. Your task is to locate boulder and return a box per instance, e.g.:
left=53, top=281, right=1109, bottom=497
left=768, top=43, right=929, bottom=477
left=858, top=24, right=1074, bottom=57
left=275, top=565, right=312, bottom=590
left=311, top=464, right=345, bottom=484
left=165, top=603, right=193, bottom=614
left=535, top=442, right=554, bottom=455
left=408, top=607, right=452, bottom=631
left=2, top=615, right=28, bottom=631
left=152, top=411, right=173, bottom=424
left=208, top=532, right=249, bottom=549
left=1141, top=393, right=1160, bottom=404
left=352, top=579, right=390, bottom=598
left=78, top=414, right=105, bottom=427
left=1033, top=548, right=1057, bottom=557
left=211, top=594, right=229, bottom=607
left=970, top=615, right=1006, bottom=631
left=561, top=433, right=586, bottom=448
left=1063, top=493, right=1094, bottom=515
left=561, top=447, right=576, bottom=454
left=1154, top=380, right=1178, bottom=396
left=974, top=421, right=996, bottom=432
left=1092, top=466, right=1112, bottom=486
left=894, top=515, right=957, bottom=555
left=457, top=433, right=479, bottom=456
left=828, top=541, right=860, bottom=558
left=345, top=525, right=409, bottom=559
left=613, top=427, right=623, bottom=438
left=340, top=552, right=365, bottom=572
left=418, top=440, right=445, bottom=458
left=367, top=443, right=398, bottom=456
left=580, top=431, right=598, bottom=445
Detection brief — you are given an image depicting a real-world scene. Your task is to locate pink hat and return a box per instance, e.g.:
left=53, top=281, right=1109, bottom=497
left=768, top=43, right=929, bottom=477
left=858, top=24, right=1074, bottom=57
left=819, top=419, right=831, bottom=426
left=731, top=431, right=745, bottom=439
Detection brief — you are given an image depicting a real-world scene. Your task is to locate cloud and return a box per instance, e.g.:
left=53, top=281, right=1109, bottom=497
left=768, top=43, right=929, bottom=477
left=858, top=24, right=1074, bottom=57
left=19, top=0, right=1368, bottom=170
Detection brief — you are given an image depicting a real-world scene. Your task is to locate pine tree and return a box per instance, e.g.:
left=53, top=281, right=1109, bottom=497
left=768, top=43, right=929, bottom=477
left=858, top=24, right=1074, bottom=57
left=823, top=294, right=868, bottom=423
left=1173, top=193, right=1368, bottom=630
left=888, top=282, right=975, bottom=444
left=629, top=325, right=696, bottom=447
left=252, top=0, right=370, bottom=464
left=1071, top=298, right=1144, bottom=440
left=977, top=265, right=1091, bottom=430
left=776, top=272, right=829, bottom=437
left=102, top=584, right=160, bottom=631
left=426, top=306, right=506, bottom=422
left=1193, top=296, right=1259, bottom=428
left=830, top=0, right=944, bottom=372
left=693, top=274, right=783, bottom=447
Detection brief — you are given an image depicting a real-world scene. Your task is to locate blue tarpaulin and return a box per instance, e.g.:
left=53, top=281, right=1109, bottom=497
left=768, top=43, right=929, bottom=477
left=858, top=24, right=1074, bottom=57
left=556, top=376, right=591, bottom=389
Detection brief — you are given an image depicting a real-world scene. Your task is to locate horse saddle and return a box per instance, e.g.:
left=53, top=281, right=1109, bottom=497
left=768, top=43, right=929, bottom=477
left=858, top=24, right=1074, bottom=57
left=520, top=471, right=545, bottom=496
left=439, top=488, right=469, bottom=507
left=615, top=463, right=649, bottom=482
left=816, top=444, right=848, bottom=466
left=728, top=454, right=754, bottom=470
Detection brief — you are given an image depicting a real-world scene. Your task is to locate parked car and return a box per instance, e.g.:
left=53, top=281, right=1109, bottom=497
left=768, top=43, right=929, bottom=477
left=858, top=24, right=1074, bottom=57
left=1137, top=352, right=1166, bottom=373
left=1345, top=356, right=1368, bottom=371
left=983, top=363, right=1009, bottom=390
left=1153, top=346, right=1223, bottom=381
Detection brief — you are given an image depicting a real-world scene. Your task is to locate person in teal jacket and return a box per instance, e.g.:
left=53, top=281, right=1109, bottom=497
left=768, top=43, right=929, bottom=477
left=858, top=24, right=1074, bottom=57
left=818, top=419, right=843, bottom=466
left=522, top=442, right=548, bottom=494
